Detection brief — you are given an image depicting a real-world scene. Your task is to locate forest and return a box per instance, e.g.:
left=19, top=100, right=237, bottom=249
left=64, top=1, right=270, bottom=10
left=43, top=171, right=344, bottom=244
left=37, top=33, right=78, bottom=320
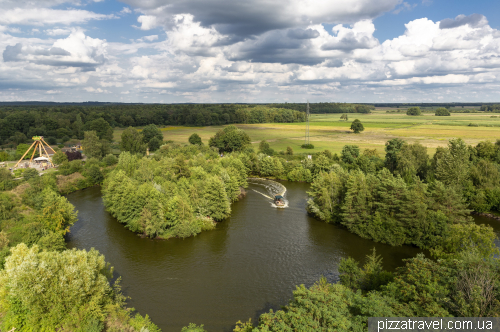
left=0, top=104, right=306, bottom=148
left=0, top=112, right=499, bottom=331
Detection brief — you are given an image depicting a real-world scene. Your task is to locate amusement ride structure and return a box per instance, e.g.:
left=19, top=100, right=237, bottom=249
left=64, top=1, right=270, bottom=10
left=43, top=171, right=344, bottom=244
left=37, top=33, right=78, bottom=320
left=14, top=136, right=54, bottom=168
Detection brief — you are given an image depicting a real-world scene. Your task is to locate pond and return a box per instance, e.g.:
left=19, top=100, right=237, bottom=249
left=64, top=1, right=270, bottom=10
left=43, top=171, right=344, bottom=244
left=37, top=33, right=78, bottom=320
left=66, top=181, right=498, bottom=332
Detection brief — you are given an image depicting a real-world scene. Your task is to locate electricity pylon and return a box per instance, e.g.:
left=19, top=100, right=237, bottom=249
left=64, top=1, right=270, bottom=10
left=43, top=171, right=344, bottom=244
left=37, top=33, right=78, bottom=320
left=304, top=101, right=310, bottom=145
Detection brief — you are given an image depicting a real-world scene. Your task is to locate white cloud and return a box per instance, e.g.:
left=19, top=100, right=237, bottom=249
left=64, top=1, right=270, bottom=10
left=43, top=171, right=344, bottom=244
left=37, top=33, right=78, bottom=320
left=120, top=7, right=132, bottom=14
left=0, top=8, right=114, bottom=26
left=46, top=28, right=73, bottom=36
left=137, top=15, right=158, bottom=30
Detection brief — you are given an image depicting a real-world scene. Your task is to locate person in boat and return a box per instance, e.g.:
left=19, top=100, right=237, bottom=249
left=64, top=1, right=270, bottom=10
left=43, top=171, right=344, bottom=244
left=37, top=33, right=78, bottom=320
left=274, top=195, right=285, bottom=206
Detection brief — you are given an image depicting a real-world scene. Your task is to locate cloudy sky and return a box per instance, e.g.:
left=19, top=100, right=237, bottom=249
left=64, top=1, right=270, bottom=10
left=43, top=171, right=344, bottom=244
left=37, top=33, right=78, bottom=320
left=1, top=0, right=500, bottom=103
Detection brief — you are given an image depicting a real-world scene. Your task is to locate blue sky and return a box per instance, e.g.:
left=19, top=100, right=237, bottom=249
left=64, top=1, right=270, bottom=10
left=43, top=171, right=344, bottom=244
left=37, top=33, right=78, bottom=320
left=1, top=0, right=500, bottom=103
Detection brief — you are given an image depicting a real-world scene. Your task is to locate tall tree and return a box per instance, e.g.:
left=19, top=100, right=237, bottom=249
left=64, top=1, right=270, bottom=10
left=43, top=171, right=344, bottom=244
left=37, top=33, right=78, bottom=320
left=84, top=118, right=113, bottom=141
left=120, top=127, right=147, bottom=154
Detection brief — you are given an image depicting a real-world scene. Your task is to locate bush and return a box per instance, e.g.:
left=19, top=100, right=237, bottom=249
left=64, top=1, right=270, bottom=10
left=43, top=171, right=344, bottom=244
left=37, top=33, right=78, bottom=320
left=188, top=133, right=202, bottom=145
left=286, top=146, right=294, bottom=155
left=301, top=144, right=314, bottom=149
left=435, top=107, right=451, bottom=116
left=406, top=107, right=421, bottom=116
left=23, top=168, right=39, bottom=181
left=103, top=154, right=118, bottom=166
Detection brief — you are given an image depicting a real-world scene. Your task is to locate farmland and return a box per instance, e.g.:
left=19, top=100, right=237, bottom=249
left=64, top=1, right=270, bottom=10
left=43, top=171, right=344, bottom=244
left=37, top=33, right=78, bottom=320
left=114, top=110, right=500, bottom=156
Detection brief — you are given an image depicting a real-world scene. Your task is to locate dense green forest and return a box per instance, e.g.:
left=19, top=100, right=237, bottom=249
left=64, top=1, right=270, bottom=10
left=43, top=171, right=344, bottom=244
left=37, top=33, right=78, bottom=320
left=0, top=104, right=305, bottom=147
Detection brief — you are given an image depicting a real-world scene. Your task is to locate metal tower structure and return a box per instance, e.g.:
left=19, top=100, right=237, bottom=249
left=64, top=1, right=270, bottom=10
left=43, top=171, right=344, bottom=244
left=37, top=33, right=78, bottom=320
left=304, top=101, right=310, bottom=145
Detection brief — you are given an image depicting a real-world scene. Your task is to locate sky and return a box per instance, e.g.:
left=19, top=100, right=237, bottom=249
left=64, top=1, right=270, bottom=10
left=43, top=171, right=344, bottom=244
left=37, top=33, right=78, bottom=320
left=1, top=0, right=500, bottom=103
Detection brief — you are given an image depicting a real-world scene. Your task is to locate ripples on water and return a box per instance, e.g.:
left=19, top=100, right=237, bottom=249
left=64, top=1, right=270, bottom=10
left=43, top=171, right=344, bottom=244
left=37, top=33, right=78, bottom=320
left=248, top=178, right=288, bottom=208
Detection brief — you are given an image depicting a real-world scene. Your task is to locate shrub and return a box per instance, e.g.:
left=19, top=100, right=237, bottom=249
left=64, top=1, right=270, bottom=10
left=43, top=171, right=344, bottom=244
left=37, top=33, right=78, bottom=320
left=23, top=168, right=39, bottom=181
left=103, top=154, right=118, bottom=166
left=435, top=107, right=451, bottom=116
left=406, top=107, right=421, bottom=116
left=188, top=133, right=202, bottom=145
left=301, top=144, right=314, bottom=149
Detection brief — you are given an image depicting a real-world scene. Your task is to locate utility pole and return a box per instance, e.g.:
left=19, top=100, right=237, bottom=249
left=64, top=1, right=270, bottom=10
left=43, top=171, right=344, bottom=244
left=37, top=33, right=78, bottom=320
left=305, top=101, right=310, bottom=145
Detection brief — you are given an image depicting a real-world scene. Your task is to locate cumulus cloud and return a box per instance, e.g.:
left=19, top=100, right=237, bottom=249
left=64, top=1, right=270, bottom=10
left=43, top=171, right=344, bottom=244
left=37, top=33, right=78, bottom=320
left=125, top=0, right=400, bottom=38
left=3, top=30, right=107, bottom=70
left=439, top=13, right=488, bottom=29
left=321, top=20, right=379, bottom=51
left=0, top=8, right=114, bottom=26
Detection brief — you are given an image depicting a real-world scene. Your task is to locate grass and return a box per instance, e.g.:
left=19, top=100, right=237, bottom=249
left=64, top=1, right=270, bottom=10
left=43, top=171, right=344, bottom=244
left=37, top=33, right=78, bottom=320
left=114, top=110, right=500, bottom=157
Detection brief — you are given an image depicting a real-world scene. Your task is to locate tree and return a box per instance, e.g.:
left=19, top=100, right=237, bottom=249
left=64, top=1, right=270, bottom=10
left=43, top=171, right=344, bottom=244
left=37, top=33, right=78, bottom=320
left=350, top=119, right=364, bottom=133
left=120, top=127, right=147, bottom=155
left=23, top=168, right=39, bottom=181
left=286, top=146, right=294, bottom=155
left=142, top=124, right=163, bottom=145
left=83, top=118, right=113, bottom=141
left=208, top=125, right=251, bottom=153
left=148, top=137, right=162, bottom=151
left=259, top=140, right=274, bottom=155
left=435, top=108, right=451, bottom=116
left=15, top=143, right=37, bottom=160
left=188, top=133, right=202, bottom=145
left=341, top=145, right=360, bottom=164
left=406, top=107, right=421, bottom=116
left=203, top=176, right=231, bottom=220
left=52, top=150, right=68, bottom=165
left=435, top=138, right=470, bottom=187
left=82, top=131, right=103, bottom=159
left=0, top=244, right=115, bottom=331
left=384, top=138, right=405, bottom=172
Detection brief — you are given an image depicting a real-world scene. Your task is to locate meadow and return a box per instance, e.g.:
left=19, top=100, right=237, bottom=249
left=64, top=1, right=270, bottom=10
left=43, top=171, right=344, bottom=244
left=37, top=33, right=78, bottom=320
left=114, top=109, right=500, bottom=156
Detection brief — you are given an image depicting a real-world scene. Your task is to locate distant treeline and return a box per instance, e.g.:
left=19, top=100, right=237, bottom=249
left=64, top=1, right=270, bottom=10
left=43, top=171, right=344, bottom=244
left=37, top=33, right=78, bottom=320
left=480, top=104, right=500, bottom=112
left=0, top=104, right=305, bottom=144
left=268, top=102, right=373, bottom=114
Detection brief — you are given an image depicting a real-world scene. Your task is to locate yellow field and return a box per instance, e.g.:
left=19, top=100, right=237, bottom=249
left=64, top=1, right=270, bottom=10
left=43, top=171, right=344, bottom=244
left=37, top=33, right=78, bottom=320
left=114, top=110, right=500, bottom=156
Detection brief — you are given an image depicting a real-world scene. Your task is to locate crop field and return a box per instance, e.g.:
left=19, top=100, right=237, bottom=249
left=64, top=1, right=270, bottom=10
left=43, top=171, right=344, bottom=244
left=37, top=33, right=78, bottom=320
left=115, top=110, right=500, bottom=156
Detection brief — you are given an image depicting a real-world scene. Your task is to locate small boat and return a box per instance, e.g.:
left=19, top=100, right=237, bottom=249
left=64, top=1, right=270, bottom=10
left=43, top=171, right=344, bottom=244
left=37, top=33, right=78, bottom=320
left=274, top=195, right=285, bottom=207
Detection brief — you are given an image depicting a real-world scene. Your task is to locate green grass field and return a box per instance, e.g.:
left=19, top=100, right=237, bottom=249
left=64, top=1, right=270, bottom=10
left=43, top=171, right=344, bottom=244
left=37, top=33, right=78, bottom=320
left=114, top=110, right=500, bottom=156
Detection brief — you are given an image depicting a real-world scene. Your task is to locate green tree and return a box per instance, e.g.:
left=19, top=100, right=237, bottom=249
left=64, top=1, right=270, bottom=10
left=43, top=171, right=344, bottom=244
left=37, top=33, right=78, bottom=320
left=52, top=150, right=68, bottom=165
left=15, top=143, right=37, bottom=160
left=406, top=107, right=421, bottom=116
left=0, top=244, right=115, bottom=331
left=285, top=146, right=294, bottom=155
left=259, top=140, right=274, bottom=155
left=435, top=138, right=470, bottom=187
left=350, top=119, right=364, bottom=133
left=189, top=133, right=202, bottom=145
left=208, top=125, right=251, bottom=153
left=435, top=107, right=451, bottom=116
left=142, top=124, right=163, bottom=145
left=120, top=127, right=147, bottom=154
left=82, top=131, right=104, bottom=160
left=341, top=145, right=360, bottom=164
left=204, top=176, right=231, bottom=220
left=23, top=168, right=39, bottom=181
left=384, top=138, right=405, bottom=172
left=83, top=118, right=113, bottom=141
left=148, top=137, right=162, bottom=151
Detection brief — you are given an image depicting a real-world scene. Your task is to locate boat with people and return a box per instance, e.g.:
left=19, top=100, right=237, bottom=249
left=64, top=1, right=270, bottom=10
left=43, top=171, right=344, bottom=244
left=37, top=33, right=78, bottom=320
left=274, top=195, right=285, bottom=207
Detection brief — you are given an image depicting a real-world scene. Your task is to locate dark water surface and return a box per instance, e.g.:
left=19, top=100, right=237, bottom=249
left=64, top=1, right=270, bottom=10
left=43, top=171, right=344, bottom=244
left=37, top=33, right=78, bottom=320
left=66, top=182, right=499, bottom=332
